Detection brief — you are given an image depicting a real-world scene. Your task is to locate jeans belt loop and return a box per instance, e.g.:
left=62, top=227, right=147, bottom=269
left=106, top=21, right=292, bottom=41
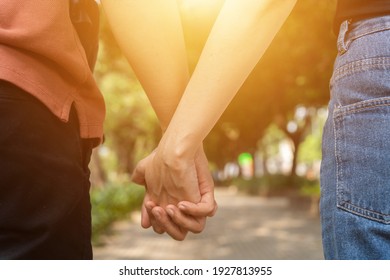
left=337, top=19, right=352, bottom=55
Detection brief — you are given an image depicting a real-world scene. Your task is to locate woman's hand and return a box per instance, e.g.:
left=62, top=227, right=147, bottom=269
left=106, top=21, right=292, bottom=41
left=132, top=145, right=217, bottom=240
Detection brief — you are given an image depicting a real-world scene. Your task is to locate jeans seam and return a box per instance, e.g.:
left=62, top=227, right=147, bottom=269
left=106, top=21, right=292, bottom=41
left=333, top=57, right=390, bottom=83
left=333, top=109, right=343, bottom=214
left=337, top=204, right=390, bottom=224
left=334, top=96, right=390, bottom=117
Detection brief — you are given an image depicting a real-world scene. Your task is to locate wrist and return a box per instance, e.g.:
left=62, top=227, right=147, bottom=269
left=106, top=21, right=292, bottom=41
left=157, top=131, right=201, bottom=169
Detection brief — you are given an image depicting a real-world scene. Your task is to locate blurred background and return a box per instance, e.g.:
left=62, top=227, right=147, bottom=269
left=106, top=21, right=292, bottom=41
left=90, top=0, right=337, bottom=259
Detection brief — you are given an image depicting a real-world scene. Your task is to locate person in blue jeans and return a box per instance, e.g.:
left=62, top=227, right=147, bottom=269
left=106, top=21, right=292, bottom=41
left=104, top=0, right=390, bottom=259
left=321, top=0, right=390, bottom=259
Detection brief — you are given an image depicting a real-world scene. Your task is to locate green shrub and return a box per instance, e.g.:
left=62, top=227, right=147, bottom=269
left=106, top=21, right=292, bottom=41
left=299, top=180, right=321, bottom=197
left=231, top=175, right=318, bottom=197
left=91, top=182, right=145, bottom=241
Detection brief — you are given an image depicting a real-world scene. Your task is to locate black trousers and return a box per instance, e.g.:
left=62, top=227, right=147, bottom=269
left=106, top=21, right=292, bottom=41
left=0, top=81, right=95, bottom=259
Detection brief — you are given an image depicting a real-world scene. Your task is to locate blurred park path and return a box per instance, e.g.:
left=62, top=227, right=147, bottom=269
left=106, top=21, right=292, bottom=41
left=93, top=187, right=324, bottom=260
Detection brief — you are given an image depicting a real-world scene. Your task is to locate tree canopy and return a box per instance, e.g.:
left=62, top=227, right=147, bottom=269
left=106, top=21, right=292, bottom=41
left=94, top=0, right=337, bottom=181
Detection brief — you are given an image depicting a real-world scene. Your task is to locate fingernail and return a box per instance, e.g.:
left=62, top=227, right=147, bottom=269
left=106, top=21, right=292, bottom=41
left=146, top=204, right=152, bottom=211
left=178, top=203, right=186, bottom=210
left=153, top=210, right=161, bottom=219
left=167, top=208, right=174, bottom=217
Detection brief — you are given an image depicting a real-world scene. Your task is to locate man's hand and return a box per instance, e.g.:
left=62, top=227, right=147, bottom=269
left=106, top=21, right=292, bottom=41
left=132, top=146, right=217, bottom=240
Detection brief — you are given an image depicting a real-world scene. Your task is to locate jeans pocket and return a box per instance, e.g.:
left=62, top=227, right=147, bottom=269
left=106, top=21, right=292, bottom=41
left=334, top=97, right=390, bottom=224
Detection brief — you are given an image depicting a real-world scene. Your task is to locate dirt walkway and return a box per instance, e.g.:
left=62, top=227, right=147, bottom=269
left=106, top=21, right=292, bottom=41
left=93, top=187, right=324, bottom=260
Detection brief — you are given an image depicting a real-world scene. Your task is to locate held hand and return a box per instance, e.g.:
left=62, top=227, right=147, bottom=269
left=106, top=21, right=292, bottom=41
left=147, top=147, right=217, bottom=240
left=132, top=146, right=217, bottom=240
left=132, top=147, right=202, bottom=240
left=132, top=148, right=201, bottom=208
left=165, top=146, right=217, bottom=227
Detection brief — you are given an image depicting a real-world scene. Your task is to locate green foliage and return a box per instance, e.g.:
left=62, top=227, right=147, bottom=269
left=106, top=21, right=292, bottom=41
left=259, top=124, right=288, bottom=159
left=297, top=108, right=327, bottom=164
left=93, top=1, right=336, bottom=187
left=231, top=175, right=297, bottom=197
left=91, top=183, right=145, bottom=242
left=299, top=180, right=321, bottom=197
left=205, top=0, right=337, bottom=169
left=231, top=174, right=319, bottom=198
left=94, top=12, right=159, bottom=176
left=230, top=177, right=265, bottom=196
left=298, top=133, right=322, bottom=163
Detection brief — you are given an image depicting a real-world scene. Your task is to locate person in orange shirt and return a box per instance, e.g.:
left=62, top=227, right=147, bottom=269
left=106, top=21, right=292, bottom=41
left=0, top=0, right=216, bottom=260
left=0, top=0, right=104, bottom=259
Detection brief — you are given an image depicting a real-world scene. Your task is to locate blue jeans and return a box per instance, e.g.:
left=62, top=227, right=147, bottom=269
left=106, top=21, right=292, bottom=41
left=320, top=15, right=390, bottom=259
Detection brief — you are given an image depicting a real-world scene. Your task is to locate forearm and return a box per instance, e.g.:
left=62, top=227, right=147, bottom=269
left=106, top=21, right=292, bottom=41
left=101, top=0, right=189, bottom=131
left=161, top=0, right=297, bottom=160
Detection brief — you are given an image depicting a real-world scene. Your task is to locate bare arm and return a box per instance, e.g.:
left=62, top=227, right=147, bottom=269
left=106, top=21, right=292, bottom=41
left=101, top=0, right=216, bottom=240
left=101, top=0, right=296, bottom=240
left=101, top=0, right=201, bottom=205
left=159, top=0, right=297, bottom=164
left=101, top=0, right=188, bottom=132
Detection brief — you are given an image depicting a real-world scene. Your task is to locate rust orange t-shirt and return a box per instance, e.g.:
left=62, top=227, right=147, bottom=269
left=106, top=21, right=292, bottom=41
left=0, top=1, right=105, bottom=141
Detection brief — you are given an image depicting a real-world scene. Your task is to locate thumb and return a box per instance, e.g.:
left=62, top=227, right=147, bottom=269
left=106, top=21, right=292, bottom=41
left=131, top=150, right=157, bottom=186
left=131, top=157, right=148, bottom=186
left=195, top=147, right=214, bottom=195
